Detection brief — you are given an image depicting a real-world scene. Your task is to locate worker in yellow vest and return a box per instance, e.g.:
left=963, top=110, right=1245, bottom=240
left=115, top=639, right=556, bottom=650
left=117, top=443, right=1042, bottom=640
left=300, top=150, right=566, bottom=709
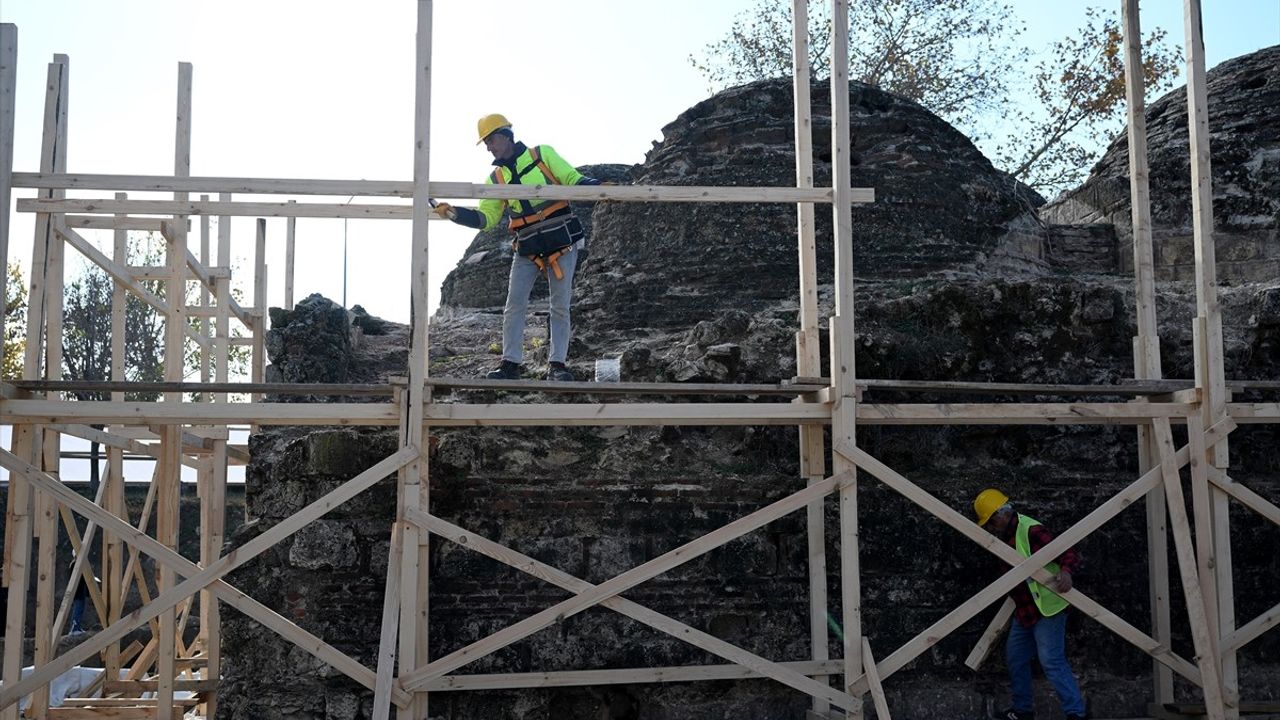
left=975, top=488, right=1088, bottom=720
left=433, top=113, right=602, bottom=382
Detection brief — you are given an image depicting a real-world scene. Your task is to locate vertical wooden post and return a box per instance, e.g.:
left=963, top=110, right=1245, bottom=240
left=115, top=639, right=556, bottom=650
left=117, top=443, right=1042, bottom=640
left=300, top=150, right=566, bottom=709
left=31, top=54, right=69, bottom=720
left=1182, top=1, right=1236, bottom=712
left=0, top=24, right=15, bottom=353
left=285, top=201, right=296, bottom=310
left=790, top=1, right=830, bottom=715
left=829, top=0, right=861, bottom=715
left=199, top=438, right=227, bottom=718
left=214, top=194, right=231, bottom=401
left=0, top=426, right=37, bottom=720
left=154, top=60, right=193, bottom=720
left=4, top=55, right=60, bottom=719
left=103, top=192, right=128, bottom=682
left=1120, top=0, right=1174, bottom=704
left=400, top=3, right=434, bottom=718
left=252, top=218, right=266, bottom=407
left=199, top=196, right=211, bottom=386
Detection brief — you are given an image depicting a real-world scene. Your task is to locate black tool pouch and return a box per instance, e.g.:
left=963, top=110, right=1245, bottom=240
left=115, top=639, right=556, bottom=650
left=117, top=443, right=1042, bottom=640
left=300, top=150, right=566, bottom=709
left=515, top=217, right=583, bottom=258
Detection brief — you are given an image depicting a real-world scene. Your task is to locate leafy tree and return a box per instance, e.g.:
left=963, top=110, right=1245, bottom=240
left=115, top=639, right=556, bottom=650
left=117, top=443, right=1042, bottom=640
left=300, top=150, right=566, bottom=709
left=690, top=2, right=1181, bottom=196
left=689, top=0, right=1027, bottom=137
left=993, top=8, right=1180, bottom=195
left=3, top=262, right=27, bottom=380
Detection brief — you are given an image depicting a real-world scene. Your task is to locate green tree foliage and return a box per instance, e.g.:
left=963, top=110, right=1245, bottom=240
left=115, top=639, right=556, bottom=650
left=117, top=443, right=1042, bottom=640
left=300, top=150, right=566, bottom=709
left=3, top=262, right=27, bottom=380
left=993, top=8, right=1181, bottom=194
left=689, top=0, right=1027, bottom=136
left=690, top=2, right=1181, bottom=196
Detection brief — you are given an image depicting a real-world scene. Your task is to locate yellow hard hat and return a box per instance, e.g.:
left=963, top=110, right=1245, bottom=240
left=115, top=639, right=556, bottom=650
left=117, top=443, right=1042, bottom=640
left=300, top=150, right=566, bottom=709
left=973, top=488, right=1009, bottom=526
left=476, top=113, right=512, bottom=144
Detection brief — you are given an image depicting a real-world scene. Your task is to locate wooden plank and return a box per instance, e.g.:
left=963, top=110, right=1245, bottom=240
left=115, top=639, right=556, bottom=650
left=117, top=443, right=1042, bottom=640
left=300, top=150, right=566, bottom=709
left=0, top=24, right=16, bottom=354
left=1151, top=417, right=1226, bottom=720
left=1, top=427, right=37, bottom=720
left=48, top=423, right=204, bottom=470
left=1186, top=414, right=1221, bottom=664
left=4, top=399, right=1220, bottom=428
left=422, top=659, right=844, bottom=692
left=198, top=438, right=226, bottom=719
left=1225, top=403, right=1280, bottom=423
left=1209, top=471, right=1280, bottom=527
left=790, top=4, right=829, bottom=712
left=12, top=173, right=877, bottom=205
left=1222, top=599, right=1280, bottom=653
left=64, top=215, right=167, bottom=231
left=861, top=639, right=892, bottom=719
left=370, top=521, right=405, bottom=720
left=1182, top=0, right=1230, bottom=470
left=0, top=446, right=420, bottom=710
left=214, top=193, right=231, bottom=402
left=252, top=219, right=266, bottom=407
left=963, top=598, right=1014, bottom=670
left=1121, top=0, right=1161, bottom=352
left=284, top=205, right=296, bottom=309
left=398, top=470, right=854, bottom=692
left=410, top=509, right=859, bottom=710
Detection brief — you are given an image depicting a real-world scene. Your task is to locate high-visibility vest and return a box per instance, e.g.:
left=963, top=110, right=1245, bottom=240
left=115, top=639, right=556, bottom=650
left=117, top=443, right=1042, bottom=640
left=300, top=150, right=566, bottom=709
left=490, top=145, right=570, bottom=230
left=1014, top=514, right=1070, bottom=618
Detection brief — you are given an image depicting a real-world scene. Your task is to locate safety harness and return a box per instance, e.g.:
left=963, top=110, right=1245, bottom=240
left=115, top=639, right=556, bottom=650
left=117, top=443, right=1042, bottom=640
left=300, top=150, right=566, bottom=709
left=494, top=146, right=574, bottom=280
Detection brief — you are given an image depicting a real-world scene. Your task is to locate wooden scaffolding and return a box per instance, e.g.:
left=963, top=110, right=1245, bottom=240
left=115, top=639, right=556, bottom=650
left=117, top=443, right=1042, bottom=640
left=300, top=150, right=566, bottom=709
left=1, top=1, right=1277, bottom=718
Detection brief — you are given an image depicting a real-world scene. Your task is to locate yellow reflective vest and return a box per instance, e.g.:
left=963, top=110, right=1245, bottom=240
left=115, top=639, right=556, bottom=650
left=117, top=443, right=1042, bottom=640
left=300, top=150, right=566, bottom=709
left=477, top=143, right=585, bottom=232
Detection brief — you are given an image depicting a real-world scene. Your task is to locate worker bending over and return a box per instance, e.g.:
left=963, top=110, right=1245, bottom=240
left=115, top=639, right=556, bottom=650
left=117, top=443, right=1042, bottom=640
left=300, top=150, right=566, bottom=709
left=974, top=488, right=1088, bottom=720
left=434, top=113, right=601, bottom=381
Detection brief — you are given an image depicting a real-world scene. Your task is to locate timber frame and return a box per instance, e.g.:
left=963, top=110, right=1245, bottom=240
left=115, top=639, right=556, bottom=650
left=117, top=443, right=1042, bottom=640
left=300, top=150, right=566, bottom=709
left=0, top=2, right=1277, bottom=719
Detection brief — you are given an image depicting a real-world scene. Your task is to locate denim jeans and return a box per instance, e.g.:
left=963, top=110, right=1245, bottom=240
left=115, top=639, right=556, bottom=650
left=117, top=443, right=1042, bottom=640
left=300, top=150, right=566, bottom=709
left=502, top=243, right=578, bottom=364
left=1006, top=611, right=1085, bottom=716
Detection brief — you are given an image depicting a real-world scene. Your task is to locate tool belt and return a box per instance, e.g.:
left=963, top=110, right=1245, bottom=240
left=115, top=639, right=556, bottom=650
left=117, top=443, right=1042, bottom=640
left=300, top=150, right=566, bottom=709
left=512, top=215, right=583, bottom=280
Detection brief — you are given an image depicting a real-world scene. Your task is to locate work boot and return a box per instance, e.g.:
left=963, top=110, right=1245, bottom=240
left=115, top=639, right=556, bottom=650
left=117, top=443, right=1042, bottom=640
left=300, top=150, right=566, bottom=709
left=547, top=362, right=575, bottom=382
left=486, top=360, right=522, bottom=380
left=995, top=710, right=1034, bottom=720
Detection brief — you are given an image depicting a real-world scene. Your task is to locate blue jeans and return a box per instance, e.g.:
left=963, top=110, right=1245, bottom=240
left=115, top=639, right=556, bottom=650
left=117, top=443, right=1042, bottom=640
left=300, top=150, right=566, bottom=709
left=1006, top=611, right=1085, bottom=716
left=502, top=243, right=578, bottom=364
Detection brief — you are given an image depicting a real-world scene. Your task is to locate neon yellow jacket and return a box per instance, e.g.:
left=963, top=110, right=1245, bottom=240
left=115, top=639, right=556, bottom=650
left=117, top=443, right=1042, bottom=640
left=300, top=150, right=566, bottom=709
left=476, top=142, right=589, bottom=232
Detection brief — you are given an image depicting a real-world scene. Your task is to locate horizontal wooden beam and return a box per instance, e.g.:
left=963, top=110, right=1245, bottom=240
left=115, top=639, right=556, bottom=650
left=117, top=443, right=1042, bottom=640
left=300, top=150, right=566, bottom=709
left=1225, top=403, right=1280, bottom=423
left=11, top=172, right=876, bottom=205
left=65, top=215, right=169, bottom=231
left=424, top=659, right=844, bottom=692
left=2, top=399, right=1222, bottom=427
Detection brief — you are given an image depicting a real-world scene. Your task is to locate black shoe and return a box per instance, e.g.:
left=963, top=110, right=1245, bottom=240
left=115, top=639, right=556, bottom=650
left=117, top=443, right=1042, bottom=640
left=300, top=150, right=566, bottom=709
left=486, top=360, right=522, bottom=380
left=547, top=362, right=575, bottom=382
left=1065, top=715, right=1088, bottom=720
left=996, top=710, right=1034, bottom=720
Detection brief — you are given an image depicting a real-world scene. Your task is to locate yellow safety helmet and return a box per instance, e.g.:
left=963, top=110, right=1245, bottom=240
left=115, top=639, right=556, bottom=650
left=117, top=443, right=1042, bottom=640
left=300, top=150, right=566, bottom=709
left=973, top=488, right=1009, bottom=526
left=476, top=113, right=512, bottom=144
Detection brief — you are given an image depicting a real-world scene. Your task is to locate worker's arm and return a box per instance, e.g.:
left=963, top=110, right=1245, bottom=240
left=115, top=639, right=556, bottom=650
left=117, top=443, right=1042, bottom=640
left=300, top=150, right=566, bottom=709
left=539, top=145, right=601, bottom=185
left=433, top=190, right=506, bottom=231
left=1028, top=524, right=1082, bottom=592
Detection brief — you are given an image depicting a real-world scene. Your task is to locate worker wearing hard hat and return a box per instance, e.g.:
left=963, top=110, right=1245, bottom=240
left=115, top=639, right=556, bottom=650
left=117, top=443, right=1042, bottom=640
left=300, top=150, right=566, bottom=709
left=433, top=113, right=602, bottom=382
left=974, top=489, right=1087, bottom=720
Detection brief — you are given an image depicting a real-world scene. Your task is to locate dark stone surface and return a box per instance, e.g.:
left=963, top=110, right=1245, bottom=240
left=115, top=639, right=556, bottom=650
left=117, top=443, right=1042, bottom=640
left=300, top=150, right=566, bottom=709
left=1041, top=45, right=1280, bottom=281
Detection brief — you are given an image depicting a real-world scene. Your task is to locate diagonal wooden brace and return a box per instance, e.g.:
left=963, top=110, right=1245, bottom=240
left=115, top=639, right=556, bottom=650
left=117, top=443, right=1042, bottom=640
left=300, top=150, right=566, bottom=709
left=406, top=508, right=858, bottom=711
left=398, top=470, right=855, bottom=692
left=0, top=445, right=418, bottom=711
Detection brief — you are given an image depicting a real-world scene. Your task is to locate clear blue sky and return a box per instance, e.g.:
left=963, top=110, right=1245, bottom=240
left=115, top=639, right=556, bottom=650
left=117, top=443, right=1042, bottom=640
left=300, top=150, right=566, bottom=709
left=2, top=1, right=1276, bottom=322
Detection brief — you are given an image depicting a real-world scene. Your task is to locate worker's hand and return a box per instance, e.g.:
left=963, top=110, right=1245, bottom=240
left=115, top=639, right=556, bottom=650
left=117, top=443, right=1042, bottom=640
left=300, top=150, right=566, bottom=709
left=1050, top=570, right=1073, bottom=593
left=432, top=202, right=457, bottom=221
